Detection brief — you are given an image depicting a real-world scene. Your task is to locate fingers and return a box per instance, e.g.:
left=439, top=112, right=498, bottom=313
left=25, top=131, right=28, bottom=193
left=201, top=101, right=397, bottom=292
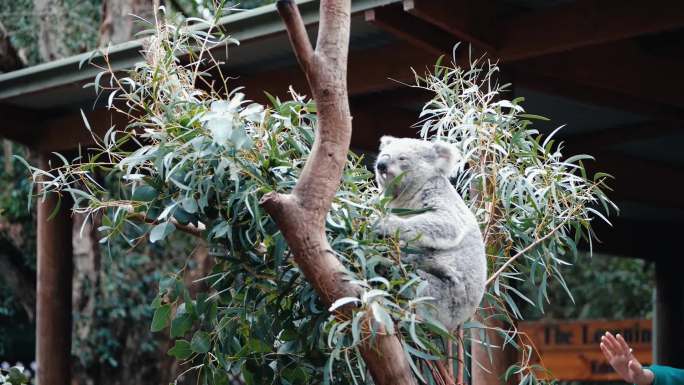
left=601, top=333, right=619, bottom=355
left=616, top=334, right=633, bottom=356
left=629, top=359, right=643, bottom=373
left=600, top=342, right=613, bottom=360
left=602, top=332, right=626, bottom=355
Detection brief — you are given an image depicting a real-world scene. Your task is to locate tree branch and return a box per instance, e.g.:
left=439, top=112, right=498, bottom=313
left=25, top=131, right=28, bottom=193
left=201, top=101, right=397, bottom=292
left=261, top=1, right=417, bottom=384
left=276, top=0, right=314, bottom=73
left=127, top=212, right=203, bottom=238
left=486, top=219, right=569, bottom=286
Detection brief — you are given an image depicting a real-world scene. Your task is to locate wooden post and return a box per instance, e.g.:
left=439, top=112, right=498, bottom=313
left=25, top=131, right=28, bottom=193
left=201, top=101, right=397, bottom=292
left=36, top=153, right=73, bottom=385
left=470, top=311, right=517, bottom=385
left=654, top=260, right=684, bottom=367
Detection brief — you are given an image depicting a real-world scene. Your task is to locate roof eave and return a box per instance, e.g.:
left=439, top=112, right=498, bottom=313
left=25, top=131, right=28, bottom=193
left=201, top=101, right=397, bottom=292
left=0, top=0, right=400, bottom=102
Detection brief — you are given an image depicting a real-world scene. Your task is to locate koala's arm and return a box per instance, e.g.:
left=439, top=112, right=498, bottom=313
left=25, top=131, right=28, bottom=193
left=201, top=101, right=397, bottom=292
left=377, top=211, right=465, bottom=250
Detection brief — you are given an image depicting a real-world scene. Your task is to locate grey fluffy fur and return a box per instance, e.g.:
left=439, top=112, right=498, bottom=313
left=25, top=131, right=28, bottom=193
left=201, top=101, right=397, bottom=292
left=374, top=136, right=487, bottom=331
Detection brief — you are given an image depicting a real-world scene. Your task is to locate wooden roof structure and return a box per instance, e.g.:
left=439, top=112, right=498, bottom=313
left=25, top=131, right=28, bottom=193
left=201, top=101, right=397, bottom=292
left=0, top=0, right=683, bottom=383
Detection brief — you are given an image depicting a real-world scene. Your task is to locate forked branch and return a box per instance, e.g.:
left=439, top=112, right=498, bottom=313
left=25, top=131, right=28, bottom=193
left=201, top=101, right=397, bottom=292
left=260, top=1, right=417, bottom=384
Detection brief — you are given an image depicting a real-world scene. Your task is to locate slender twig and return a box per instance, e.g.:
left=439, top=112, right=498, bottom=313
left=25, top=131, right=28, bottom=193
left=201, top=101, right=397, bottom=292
left=485, top=218, right=569, bottom=286
left=426, top=360, right=447, bottom=385
left=434, top=360, right=456, bottom=385
left=447, top=338, right=454, bottom=379
left=457, top=327, right=464, bottom=385
left=128, top=212, right=202, bottom=238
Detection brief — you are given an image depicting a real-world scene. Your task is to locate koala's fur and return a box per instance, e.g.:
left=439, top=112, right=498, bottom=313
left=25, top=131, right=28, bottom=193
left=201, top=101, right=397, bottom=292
left=374, top=136, right=486, bottom=331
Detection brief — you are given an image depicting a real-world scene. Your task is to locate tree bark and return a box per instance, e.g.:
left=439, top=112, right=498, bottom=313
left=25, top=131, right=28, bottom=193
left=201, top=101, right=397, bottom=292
left=261, top=1, right=416, bottom=384
left=0, top=21, right=26, bottom=72
left=99, top=0, right=156, bottom=45
left=33, top=0, right=70, bottom=61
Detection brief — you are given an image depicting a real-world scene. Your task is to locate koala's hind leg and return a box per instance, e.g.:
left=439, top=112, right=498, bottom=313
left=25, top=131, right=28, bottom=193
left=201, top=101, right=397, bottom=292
left=415, top=269, right=467, bottom=332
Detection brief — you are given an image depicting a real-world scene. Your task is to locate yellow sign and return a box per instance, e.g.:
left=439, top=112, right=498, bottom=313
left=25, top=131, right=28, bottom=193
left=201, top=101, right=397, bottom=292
left=518, top=319, right=653, bottom=381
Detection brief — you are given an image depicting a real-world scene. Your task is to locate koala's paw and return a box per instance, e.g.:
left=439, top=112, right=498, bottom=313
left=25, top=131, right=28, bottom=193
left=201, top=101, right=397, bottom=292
left=373, top=215, right=397, bottom=236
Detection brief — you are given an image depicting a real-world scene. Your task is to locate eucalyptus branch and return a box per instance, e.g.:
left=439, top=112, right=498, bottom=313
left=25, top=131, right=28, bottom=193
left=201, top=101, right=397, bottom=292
left=128, top=212, right=203, bottom=238
left=486, top=218, right=570, bottom=287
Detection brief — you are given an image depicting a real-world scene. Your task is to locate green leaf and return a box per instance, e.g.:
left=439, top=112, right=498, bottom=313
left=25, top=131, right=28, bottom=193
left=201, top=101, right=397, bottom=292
left=518, top=113, right=550, bottom=121
left=7, top=366, right=28, bottom=384
left=170, top=312, right=192, bottom=338
left=167, top=339, right=192, bottom=360
left=132, top=185, right=158, bottom=202
left=149, top=221, right=175, bottom=243
left=150, top=295, right=162, bottom=309
left=231, top=125, right=253, bottom=149
left=191, top=330, right=211, bottom=353
left=151, top=304, right=171, bottom=332
left=247, top=338, right=271, bottom=353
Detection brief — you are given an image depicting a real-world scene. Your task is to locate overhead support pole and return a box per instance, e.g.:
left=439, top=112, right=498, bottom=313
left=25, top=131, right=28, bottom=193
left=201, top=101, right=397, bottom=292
left=36, top=153, right=73, bottom=385
left=364, top=4, right=455, bottom=55
left=654, top=259, right=684, bottom=367
left=499, top=0, right=684, bottom=61
left=402, top=0, right=495, bottom=52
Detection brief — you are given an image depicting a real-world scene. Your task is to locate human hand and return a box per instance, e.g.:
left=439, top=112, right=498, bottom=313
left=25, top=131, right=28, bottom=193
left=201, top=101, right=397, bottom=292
left=600, top=331, right=654, bottom=385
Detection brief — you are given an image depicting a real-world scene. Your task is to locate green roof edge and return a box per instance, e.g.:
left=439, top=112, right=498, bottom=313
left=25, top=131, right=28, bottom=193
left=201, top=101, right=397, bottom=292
left=0, top=0, right=399, bottom=102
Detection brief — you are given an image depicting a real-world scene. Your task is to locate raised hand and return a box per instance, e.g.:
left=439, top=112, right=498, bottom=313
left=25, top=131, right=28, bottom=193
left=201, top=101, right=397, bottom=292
left=600, top=331, right=654, bottom=385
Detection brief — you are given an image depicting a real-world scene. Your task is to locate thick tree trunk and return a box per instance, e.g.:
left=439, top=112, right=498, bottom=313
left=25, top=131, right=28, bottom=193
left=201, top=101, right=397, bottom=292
left=261, top=2, right=416, bottom=384
left=99, top=0, right=156, bottom=45
left=0, top=21, right=26, bottom=72
left=33, top=0, right=70, bottom=61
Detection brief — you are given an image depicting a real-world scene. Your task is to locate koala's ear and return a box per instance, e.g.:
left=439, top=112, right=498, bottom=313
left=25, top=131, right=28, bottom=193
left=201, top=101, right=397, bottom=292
left=432, top=141, right=459, bottom=175
left=379, top=135, right=396, bottom=150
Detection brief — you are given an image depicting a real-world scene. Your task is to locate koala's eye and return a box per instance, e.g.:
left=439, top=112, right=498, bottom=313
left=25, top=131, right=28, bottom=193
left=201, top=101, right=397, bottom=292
left=398, top=156, right=407, bottom=161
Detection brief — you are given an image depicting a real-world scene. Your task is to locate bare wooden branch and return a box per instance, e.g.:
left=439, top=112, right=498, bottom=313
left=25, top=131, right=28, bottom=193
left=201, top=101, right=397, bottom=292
left=262, top=1, right=417, bottom=384
left=275, top=0, right=314, bottom=73
left=128, top=212, right=203, bottom=238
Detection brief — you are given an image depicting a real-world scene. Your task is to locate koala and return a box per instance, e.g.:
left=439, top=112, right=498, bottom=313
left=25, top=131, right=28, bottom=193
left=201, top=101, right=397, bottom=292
left=374, top=136, right=486, bottom=331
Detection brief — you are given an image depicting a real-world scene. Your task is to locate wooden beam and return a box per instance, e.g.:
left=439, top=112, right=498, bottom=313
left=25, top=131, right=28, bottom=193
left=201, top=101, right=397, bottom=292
left=584, top=152, right=684, bottom=210
left=402, top=0, right=495, bottom=52
left=0, top=104, right=50, bottom=146
left=232, top=42, right=439, bottom=102
left=35, top=107, right=127, bottom=152
left=0, top=103, right=130, bottom=152
left=513, top=70, right=684, bottom=122
left=364, top=4, right=455, bottom=56
left=499, top=0, right=684, bottom=61
left=36, top=153, right=73, bottom=385
left=351, top=104, right=420, bottom=151
left=587, top=217, right=682, bottom=260
left=513, top=42, right=684, bottom=111
left=562, top=121, right=682, bottom=153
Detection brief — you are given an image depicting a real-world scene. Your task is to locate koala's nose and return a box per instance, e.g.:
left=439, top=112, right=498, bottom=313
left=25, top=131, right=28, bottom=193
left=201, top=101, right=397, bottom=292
left=376, top=161, right=387, bottom=173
